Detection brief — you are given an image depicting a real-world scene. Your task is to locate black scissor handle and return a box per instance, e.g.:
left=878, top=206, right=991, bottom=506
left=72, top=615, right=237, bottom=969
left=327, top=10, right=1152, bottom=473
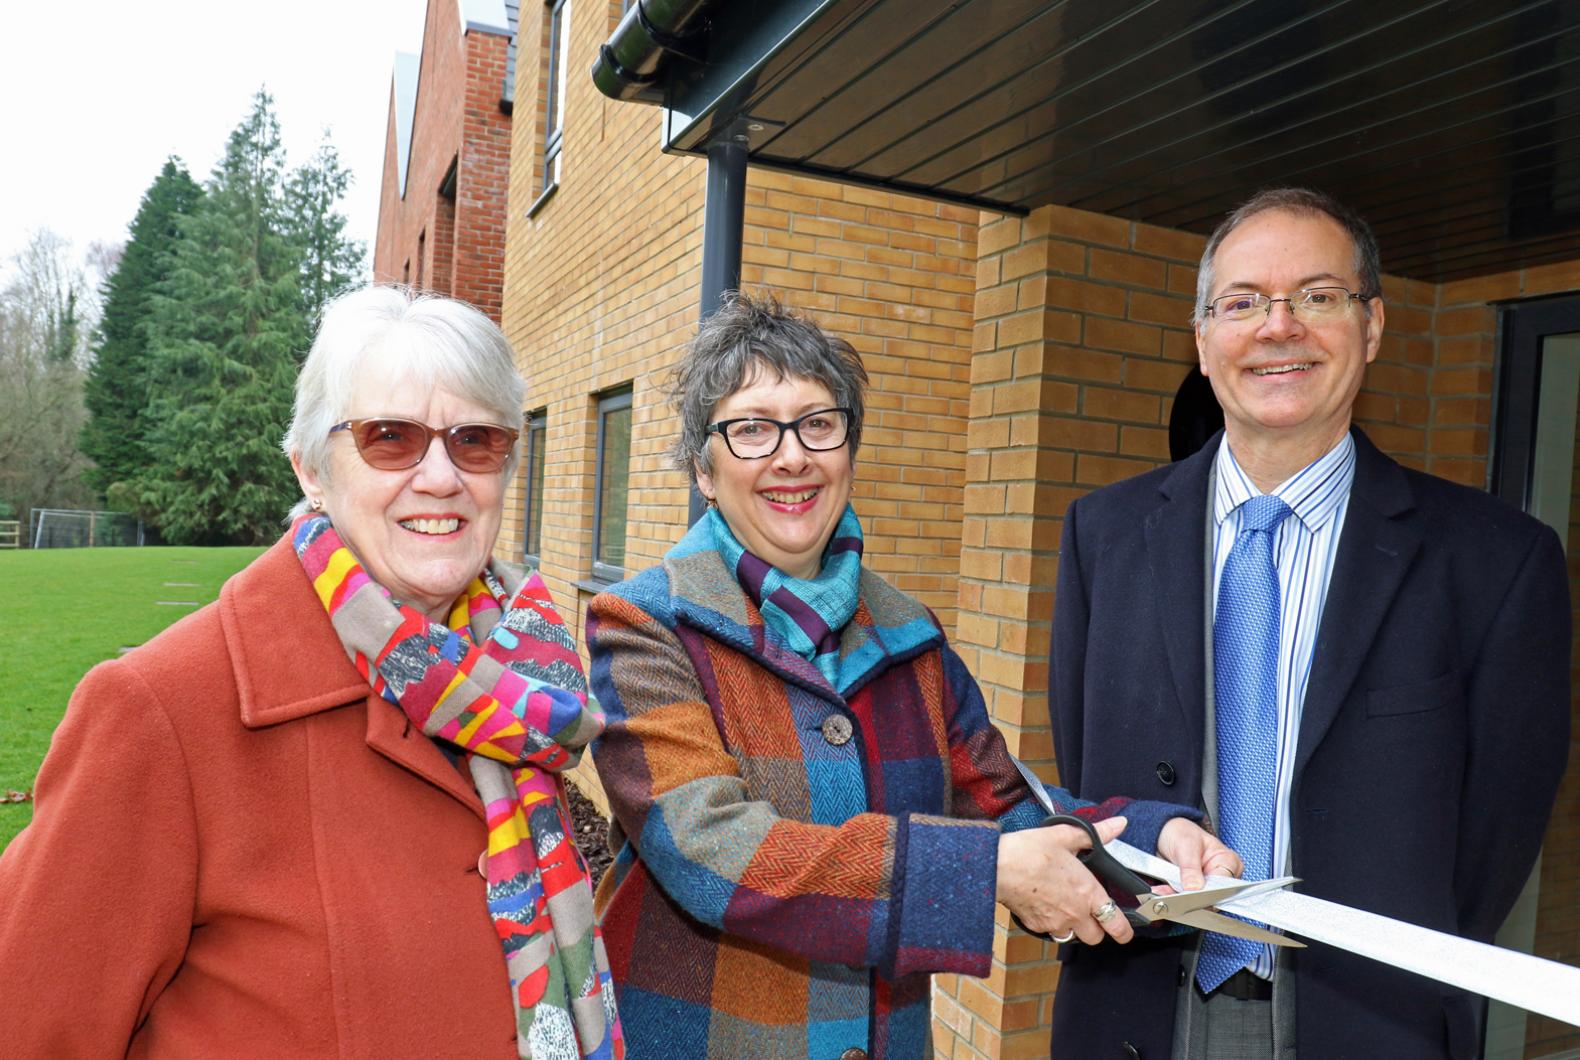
left=1010, top=813, right=1153, bottom=940
left=1042, top=813, right=1153, bottom=898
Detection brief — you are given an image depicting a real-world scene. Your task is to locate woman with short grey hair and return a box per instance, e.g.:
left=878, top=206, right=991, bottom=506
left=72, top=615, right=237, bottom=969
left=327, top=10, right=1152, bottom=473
left=585, top=291, right=1238, bottom=1057
left=0, top=285, right=624, bottom=1059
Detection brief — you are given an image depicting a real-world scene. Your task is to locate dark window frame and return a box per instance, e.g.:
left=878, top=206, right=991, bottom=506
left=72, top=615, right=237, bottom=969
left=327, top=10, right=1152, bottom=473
left=521, top=409, right=548, bottom=569
left=529, top=0, right=570, bottom=216
left=590, top=386, right=633, bottom=586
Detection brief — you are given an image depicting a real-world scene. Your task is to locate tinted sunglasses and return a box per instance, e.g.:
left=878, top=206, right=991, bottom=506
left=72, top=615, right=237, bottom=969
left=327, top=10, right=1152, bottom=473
left=329, top=418, right=519, bottom=473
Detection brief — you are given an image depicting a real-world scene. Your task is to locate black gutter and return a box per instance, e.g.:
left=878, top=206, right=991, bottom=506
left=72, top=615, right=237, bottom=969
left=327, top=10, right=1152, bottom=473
left=591, top=0, right=712, bottom=104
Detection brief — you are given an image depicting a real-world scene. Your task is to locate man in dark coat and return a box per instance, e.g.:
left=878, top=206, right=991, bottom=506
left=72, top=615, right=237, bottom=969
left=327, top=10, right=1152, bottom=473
left=1047, top=188, right=1570, bottom=1059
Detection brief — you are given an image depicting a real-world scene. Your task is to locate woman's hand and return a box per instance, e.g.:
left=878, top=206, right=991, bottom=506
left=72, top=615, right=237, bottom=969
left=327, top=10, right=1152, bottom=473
left=1156, top=817, right=1243, bottom=891
left=996, top=816, right=1134, bottom=946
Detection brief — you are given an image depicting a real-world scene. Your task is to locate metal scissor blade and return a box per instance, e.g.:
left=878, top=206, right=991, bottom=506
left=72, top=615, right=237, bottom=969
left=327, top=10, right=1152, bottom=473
left=1163, top=907, right=1306, bottom=947
left=1134, top=876, right=1299, bottom=919
left=1131, top=876, right=1306, bottom=947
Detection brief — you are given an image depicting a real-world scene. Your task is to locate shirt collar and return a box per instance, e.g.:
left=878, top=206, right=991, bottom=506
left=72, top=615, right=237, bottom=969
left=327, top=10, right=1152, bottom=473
left=1214, top=432, right=1357, bottom=534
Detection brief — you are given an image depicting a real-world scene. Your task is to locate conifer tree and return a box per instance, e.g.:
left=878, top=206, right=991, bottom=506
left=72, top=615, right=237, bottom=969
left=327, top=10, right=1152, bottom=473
left=81, top=158, right=201, bottom=503
left=288, top=135, right=365, bottom=328
left=137, top=89, right=307, bottom=544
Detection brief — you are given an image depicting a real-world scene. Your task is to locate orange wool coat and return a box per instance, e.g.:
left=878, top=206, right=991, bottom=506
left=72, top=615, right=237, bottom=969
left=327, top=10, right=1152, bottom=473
left=0, top=535, right=521, bottom=1058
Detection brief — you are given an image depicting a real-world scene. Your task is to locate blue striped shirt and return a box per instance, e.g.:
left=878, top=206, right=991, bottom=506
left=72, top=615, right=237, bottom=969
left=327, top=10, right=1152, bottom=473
left=1212, top=433, right=1356, bottom=979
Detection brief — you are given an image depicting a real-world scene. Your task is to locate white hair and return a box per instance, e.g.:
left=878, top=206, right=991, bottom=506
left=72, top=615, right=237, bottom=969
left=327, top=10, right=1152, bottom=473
left=282, top=285, right=526, bottom=516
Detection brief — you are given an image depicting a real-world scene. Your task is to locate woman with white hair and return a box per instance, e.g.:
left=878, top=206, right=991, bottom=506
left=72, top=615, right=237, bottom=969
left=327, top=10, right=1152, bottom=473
left=0, top=286, right=623, bottom=1059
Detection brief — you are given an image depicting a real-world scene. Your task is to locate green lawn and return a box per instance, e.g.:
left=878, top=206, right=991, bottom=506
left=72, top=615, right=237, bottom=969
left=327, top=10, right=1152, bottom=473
left=0, top=546, right=263, bottom=850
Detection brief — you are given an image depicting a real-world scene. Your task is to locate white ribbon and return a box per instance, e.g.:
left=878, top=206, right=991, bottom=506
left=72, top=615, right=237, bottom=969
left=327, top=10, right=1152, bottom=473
left=1108, top=838, right=1580, bottom=1028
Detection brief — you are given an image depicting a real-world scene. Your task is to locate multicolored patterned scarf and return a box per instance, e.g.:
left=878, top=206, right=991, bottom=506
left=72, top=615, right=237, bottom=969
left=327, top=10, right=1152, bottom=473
left=292, top=515, right=624, bottom=1060
left=705, top=503, right=865, bottom=690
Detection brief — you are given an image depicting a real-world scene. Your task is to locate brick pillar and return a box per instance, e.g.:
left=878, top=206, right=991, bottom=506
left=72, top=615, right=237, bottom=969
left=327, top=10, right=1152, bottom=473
left=939, top=204, right=1203, bottom=1059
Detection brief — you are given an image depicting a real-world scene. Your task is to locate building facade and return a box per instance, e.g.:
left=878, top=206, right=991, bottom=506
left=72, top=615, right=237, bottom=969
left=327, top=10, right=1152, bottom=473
left=373, top=2, right=1580, bottom=1055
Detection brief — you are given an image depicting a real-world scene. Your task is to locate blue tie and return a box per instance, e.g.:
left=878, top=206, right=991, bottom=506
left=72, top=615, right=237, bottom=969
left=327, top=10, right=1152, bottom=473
left=1197, top=493, right=1293, bottom=993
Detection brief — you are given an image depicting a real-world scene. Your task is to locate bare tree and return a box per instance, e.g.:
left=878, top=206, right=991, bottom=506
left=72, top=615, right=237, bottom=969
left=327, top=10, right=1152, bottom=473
left=0, top=230, right=109, bottom=522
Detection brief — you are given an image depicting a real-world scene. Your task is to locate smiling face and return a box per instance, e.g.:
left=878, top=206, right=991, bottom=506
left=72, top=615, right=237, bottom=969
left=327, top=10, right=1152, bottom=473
left=694, top=367, right=855, bottom=579
left=1196, top=208, right=1384, bottom=460
left=292, top=373, right=508, bottom=620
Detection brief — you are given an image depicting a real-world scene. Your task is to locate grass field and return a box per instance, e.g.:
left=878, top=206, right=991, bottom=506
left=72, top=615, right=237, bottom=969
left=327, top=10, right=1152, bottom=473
left=0, top=546, right=263, bottom=850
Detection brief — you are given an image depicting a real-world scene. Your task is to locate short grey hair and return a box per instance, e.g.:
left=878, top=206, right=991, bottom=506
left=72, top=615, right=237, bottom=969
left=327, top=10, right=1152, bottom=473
left=670, top=291, right=868, bottom=484
left=283, top=285, right=526, bottom=514
left=1193, top=187, right=1382, bottom=326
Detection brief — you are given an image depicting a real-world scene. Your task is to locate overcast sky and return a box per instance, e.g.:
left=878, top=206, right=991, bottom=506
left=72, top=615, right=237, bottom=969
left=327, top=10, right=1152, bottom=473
left=0, top=0, right=430, bottom=286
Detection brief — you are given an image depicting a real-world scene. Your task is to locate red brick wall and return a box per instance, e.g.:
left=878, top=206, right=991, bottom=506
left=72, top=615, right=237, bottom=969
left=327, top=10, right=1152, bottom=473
left=372, top=0, right=511, bottom=322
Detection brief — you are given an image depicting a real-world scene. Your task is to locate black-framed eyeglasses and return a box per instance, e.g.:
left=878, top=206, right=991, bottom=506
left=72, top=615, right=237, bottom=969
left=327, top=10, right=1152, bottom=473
left=704, top=407, right=853, bottom=460
left=329, top=418, right=519, bottom=473
left=1203, top=286, right=1376, bottom=323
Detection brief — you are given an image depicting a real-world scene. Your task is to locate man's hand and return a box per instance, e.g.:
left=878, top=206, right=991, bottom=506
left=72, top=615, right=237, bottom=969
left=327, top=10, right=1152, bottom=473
left=1157, top=817, right=1243, bottom=892
left=996, top=816, right=1135, bottom=945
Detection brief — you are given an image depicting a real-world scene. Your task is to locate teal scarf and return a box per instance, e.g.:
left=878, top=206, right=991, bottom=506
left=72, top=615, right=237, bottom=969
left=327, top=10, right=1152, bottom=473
left=705, top=503, right=864, bottom=688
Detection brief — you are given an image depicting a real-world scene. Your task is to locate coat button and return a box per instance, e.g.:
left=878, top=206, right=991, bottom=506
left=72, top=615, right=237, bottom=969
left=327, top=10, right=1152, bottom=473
left=1155, top=760, right=1176, bottom=786
left=822, top=715, right=854, bottom=746
left=839, top=1050, right=868, bottom=1060
left=477, top=851, right=488, bottom=877
left=1121, top=1043, right=1141, bottom=1059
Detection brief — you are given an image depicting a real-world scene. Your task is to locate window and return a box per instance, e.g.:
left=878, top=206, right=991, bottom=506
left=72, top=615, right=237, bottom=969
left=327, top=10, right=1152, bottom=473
left=530, top=0, right=571, bottom=214
left=591, top=388, right=632, bottom=583
left=522, top=410, right=547, bottom=569
left=416, top=229, right=426, bottom=289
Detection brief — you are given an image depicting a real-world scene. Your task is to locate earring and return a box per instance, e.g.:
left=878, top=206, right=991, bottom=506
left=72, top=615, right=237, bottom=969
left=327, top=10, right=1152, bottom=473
left=310, top=498, right=324, bottom=512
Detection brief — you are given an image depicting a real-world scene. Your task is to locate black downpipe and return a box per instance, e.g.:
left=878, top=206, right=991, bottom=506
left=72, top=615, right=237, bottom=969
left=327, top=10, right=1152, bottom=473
left=591, top=0, right=710, bottom=103
left=690, top=137, right=748, bottom=526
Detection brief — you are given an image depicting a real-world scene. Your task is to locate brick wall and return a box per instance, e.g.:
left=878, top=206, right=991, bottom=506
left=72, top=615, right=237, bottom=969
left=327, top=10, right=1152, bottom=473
left=372, top=0, right=511, bottom=321
left=740, top=176, right=978, bottom=623
left=943, top=204, right=1208, bottom=1059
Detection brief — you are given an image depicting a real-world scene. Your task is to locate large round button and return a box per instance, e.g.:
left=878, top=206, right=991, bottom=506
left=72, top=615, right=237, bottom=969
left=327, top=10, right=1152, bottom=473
left=839, top=1049, right=868, bottom=1060
left=1155, top=760, right=1177, bottom=786
left=822, top=715, right=854, bottom=746
left=1121, top=1043, right=1142, bottom=1059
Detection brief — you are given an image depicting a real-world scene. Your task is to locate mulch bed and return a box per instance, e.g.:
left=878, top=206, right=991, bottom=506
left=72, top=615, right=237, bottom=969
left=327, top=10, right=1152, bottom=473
left=566, top=781, right=614, bottom=888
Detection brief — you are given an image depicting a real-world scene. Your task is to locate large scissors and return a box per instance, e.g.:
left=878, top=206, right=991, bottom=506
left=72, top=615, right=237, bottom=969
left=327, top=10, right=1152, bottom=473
left=1016, top=813, right=1305, bottom=947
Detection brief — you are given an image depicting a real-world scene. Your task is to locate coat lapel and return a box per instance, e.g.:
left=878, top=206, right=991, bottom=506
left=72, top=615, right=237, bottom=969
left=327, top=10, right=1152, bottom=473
left=1293, top=430, right=1421, bottom=775
left=1144, top=436, right=1218, bottom=760
left=226, top=534, right=484, bottom=819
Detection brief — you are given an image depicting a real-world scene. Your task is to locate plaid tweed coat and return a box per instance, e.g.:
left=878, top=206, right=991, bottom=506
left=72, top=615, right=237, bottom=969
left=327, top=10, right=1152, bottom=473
left=586, top=520, right=1183, bottom=1058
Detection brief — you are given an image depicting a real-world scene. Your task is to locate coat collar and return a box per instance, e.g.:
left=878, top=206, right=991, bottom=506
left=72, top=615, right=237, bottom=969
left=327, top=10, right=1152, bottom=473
left=660, top=516, right=942, bottom=702
left=219, top=533, right=485, bottom=817
left=221, top=534, right=369, bottom=729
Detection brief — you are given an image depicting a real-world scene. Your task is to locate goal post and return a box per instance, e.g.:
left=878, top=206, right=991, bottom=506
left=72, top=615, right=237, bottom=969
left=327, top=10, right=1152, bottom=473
left=28, top=509, right=146, bottom=549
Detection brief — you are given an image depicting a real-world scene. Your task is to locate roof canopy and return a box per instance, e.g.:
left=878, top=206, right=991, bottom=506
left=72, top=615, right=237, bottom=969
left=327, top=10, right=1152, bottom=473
left=595, top=0, right=1580, bottom=283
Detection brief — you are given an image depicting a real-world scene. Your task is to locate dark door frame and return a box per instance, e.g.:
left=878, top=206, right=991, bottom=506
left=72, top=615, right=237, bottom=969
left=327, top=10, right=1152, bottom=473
left=1490, top=294, right=1580, bottom=509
